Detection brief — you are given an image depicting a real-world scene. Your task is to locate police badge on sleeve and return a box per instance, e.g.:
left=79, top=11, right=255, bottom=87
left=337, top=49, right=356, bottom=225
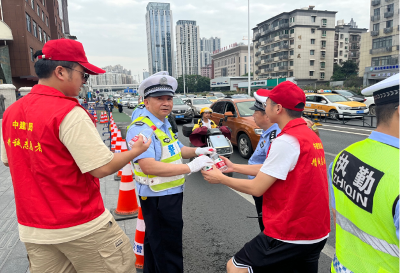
left=332, top=151, right=384, bottom=213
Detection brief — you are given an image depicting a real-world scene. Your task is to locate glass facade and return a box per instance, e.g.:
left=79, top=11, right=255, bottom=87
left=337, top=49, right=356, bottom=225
left=146, top=3, right=174, bottom=76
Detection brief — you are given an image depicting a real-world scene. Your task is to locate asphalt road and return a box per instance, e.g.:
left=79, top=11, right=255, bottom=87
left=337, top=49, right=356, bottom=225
left=123, top=107, right=373, bottom=272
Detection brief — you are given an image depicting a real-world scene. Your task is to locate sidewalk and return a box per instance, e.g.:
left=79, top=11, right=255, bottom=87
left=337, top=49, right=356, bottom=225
left=0, top=121, right=138, bottom=273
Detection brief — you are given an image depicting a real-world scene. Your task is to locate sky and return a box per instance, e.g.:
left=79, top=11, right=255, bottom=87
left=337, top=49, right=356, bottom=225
left=68, top=0, right=370, bottom=81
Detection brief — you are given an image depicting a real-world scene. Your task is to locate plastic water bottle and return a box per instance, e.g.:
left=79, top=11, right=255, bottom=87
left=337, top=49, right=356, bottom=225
left=211, top=153, right=228, bottom=172
left=200, top=155, right=213, bottom=171
left=128, top=125, right=157, bottom=148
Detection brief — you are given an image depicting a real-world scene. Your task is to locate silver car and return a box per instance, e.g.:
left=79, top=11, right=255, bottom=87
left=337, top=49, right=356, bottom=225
left=186, top=98, right=212, bottom=117
left=171, top=97, right=193, bottom=123
left=128, top=98, right=139, bottom=109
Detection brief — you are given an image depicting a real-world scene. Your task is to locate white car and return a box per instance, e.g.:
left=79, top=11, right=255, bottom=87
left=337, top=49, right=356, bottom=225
left=121, top=98, right=130, bottom=106
left=128, top=98, right=139, bottom=109
left=363, top=97, right=376, bottom=115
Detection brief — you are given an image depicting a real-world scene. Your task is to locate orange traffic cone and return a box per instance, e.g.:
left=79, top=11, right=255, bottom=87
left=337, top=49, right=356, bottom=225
left=93, top=111, right=98, bottom=123
left=110, top=130, right=119, bottom=152
left=111, top=163, right=140, bottom=221
left=134, top=207, right=145, bottom=269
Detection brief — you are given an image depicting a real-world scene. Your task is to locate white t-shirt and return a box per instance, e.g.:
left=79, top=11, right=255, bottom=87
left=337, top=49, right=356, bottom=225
left=202, top=119, right=212, bottom=129
left=260, top=133, right=329, bottom=244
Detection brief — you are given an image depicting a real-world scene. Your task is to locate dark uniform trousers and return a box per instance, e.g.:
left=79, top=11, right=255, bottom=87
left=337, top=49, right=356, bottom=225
left=253, top=196, right=265, bottom=231
left=140, top=193, right=184, bottom=273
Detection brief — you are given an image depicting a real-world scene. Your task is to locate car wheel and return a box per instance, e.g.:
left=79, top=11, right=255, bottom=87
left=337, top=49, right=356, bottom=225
left=238, top=134, right=253, bottom=159
left=329, top=109, right=339, bottom=119
left=369, top=105, right=376, bottom=116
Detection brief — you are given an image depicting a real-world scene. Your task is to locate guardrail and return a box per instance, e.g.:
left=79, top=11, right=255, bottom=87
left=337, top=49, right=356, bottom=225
left=303, top=110, right=377, bottom=128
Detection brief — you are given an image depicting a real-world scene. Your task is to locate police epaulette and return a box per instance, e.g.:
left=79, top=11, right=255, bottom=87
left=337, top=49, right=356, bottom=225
left=269, top=130, right=277, bottom=142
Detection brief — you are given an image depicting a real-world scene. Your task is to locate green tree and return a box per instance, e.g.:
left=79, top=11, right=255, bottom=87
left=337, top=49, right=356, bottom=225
left=331, top=61, right=358, bottom=81
left=175, top=75, right=211, bottom=94
left=241, top=72, right=254, bottom=77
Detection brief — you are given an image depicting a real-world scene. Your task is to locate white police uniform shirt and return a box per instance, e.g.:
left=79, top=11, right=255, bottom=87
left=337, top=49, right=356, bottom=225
left=248, top=123, right=281, bottom=179
left=126, top=108, right=185, bottom=197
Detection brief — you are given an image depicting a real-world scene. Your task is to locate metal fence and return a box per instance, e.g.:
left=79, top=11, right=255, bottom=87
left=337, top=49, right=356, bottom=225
left=303, top=111, right=377, bottom=128
left=83, top=102, right=113, bottom=149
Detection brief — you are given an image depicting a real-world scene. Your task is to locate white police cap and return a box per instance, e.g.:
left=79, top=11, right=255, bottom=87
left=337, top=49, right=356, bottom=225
left=362, top=73, right=399, bottom=106
left=138, top=71, right=177, bottom=98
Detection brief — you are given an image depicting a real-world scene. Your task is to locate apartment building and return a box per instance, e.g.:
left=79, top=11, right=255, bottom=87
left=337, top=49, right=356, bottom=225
left=1, top=0, right=67, bottom=87
left=334, top=19, right=367, bottom=65
left=359, top=0, right=399, bottom=85
left=176, top=20, right=201, bottom=76
left=211, top=44, right=253, bottom=78
left=253, top=6, right=336, bottom=86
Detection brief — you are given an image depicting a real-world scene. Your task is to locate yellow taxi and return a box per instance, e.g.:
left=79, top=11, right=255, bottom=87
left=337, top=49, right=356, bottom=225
left=304, top=90, right=369, bottom=119
left=206, top=96, right=218, bottom=103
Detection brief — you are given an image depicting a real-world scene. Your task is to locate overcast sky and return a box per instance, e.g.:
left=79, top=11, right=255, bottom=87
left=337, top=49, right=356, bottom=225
left=68, top=0, right=370, bottom=80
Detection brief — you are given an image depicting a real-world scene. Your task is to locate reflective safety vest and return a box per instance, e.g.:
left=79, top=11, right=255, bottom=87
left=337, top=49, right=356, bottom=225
left=331, top=138, right=399, bottom=273
left=131, top=116, right=185, bottom=192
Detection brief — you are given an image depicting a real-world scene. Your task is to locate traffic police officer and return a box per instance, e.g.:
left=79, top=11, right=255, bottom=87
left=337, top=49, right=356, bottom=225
left=329, top=73, right=399, bottom=273
left=131, top=96, right=145, bottom=121
left=248, top=92, right=280, bottom=231
left=126, top=71, right=215, bottom=273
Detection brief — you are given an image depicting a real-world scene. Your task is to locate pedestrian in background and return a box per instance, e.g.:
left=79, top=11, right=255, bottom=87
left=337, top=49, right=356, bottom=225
left=202, top=82, right=330, bottom=273
left=329, top=74, right=399, bottom=273
left=1, top=39, right=150, bottom=273
left=126, top=71, right=215, bottom=273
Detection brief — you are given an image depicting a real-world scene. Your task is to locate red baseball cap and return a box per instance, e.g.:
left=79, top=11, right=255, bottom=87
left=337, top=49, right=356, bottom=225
left=256, top=81, right=306, bottom=112
left=38, top=39, right=106, bottom=75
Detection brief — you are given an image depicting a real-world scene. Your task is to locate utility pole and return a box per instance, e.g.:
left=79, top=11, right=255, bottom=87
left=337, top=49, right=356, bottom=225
left=180, top=42, right=186, bottom=95
left=247, top=0, right=251, bottom=96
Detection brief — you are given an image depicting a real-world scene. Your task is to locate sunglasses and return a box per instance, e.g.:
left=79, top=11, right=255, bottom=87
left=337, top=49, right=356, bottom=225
left=62, top=66, right=90, bottom=82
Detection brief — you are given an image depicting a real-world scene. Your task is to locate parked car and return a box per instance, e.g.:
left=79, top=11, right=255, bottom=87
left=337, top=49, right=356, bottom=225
left=209, top=92, right=226, bottom=100
left=121, top=98, right=130, bottom=106
left=128, top=98, right=139, bottom=109
left=304, top=92, right=368, bottom=119
left=209, top=98, right=261, bottom=159
left=363, top=96, right=376, bottom=115
left=205, top=96, right=218, bottom=103
left=170, top=97, right=193, bottom=123
left=185, top=98, right=213, bottom=117
left=331, top=90, right=365, bottom=102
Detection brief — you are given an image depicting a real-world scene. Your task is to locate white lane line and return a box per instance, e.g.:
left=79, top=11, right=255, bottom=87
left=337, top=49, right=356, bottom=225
left=319, top=124, right=374, bottom=132
left=318, top=128, right=370, bottom=136
left=325, top=152, right=337, bottom=157
left=231, top=188, right=334, bottom=259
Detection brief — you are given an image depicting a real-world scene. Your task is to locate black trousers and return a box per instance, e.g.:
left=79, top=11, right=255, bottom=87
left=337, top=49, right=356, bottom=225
left=253, top=196, right=265, bottom=232
left=140, top=193, right=184, bottom=273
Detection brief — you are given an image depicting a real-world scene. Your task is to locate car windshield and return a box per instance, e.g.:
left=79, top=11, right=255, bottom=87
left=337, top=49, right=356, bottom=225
left=173, top=98, right=185, bottom=105
left=236, top=101, right=255, bottom=117
left=214, top=93, right=224, bottom=98
left=130, top=98, right=138, bottom=102
left=193, top=99, right=211, bottom=105
left=326, top=95, right=350, bottom=103
left=207, top=96, right=217, bottom=100
left=334, top=90, right=354, bottom=97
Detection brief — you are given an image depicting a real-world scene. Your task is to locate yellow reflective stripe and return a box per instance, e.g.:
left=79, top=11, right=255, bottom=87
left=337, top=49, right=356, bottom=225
left=161, top=153, right=182, bottom=163
left=150, top=177, right=185, bottom=192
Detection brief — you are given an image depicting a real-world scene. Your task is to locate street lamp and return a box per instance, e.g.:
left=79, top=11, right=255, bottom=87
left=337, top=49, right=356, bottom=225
left=180, top=41, right=186, bottom=95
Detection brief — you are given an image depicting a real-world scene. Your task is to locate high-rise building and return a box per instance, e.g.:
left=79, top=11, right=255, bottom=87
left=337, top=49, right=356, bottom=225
left=200, top=37, right=221, bottom=68
left=176, top=20, right=200, bottom=76
left=145, top=2, right=175, bottom=76
left=143, top=71, right=150, bottom=80
left=253, top=6, right=337, bottom=86
left=359, top=0, right=399, bottom=85
left=0, top=0, right=67, bottom=88
left=200, top=37, right=221, bottom=52
left=334, top=19, right=367, bottom=65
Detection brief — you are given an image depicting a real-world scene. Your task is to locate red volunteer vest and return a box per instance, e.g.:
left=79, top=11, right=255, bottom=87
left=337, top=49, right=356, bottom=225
left=2, top=85, right=105, bottom=229
left=262, top=118, right=330, bottom=240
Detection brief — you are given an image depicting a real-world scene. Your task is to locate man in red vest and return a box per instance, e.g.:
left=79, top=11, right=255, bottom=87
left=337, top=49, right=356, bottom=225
left=202, top=81, right=330, bottom=273
left=1, top=39, right=150, bottom=272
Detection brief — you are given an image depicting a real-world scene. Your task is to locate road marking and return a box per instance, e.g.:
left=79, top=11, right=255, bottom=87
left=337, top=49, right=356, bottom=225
left=320, top=124, right=374, bottom=132
left=231, top=183, right=335, bottom=259
left=318, top=128, right=370, bottom=136
left=325, top=152, right=337, bottom=157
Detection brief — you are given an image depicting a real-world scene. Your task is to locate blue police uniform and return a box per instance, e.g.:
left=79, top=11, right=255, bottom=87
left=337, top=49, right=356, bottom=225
left=248, top=123, right=281, bottom=231
left=126, top=71, right=189, bottom=273
left=131, top=103, right=146, bottom=121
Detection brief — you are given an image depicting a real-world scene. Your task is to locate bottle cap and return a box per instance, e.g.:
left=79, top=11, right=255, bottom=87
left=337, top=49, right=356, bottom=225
left=150, top=125, right=157, bottom=131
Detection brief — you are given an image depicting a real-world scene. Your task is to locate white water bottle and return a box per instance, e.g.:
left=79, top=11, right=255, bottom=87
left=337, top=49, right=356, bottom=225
left=128, top=125, right=157, bottom=148
left=211, top=153, right=228, bottom=172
